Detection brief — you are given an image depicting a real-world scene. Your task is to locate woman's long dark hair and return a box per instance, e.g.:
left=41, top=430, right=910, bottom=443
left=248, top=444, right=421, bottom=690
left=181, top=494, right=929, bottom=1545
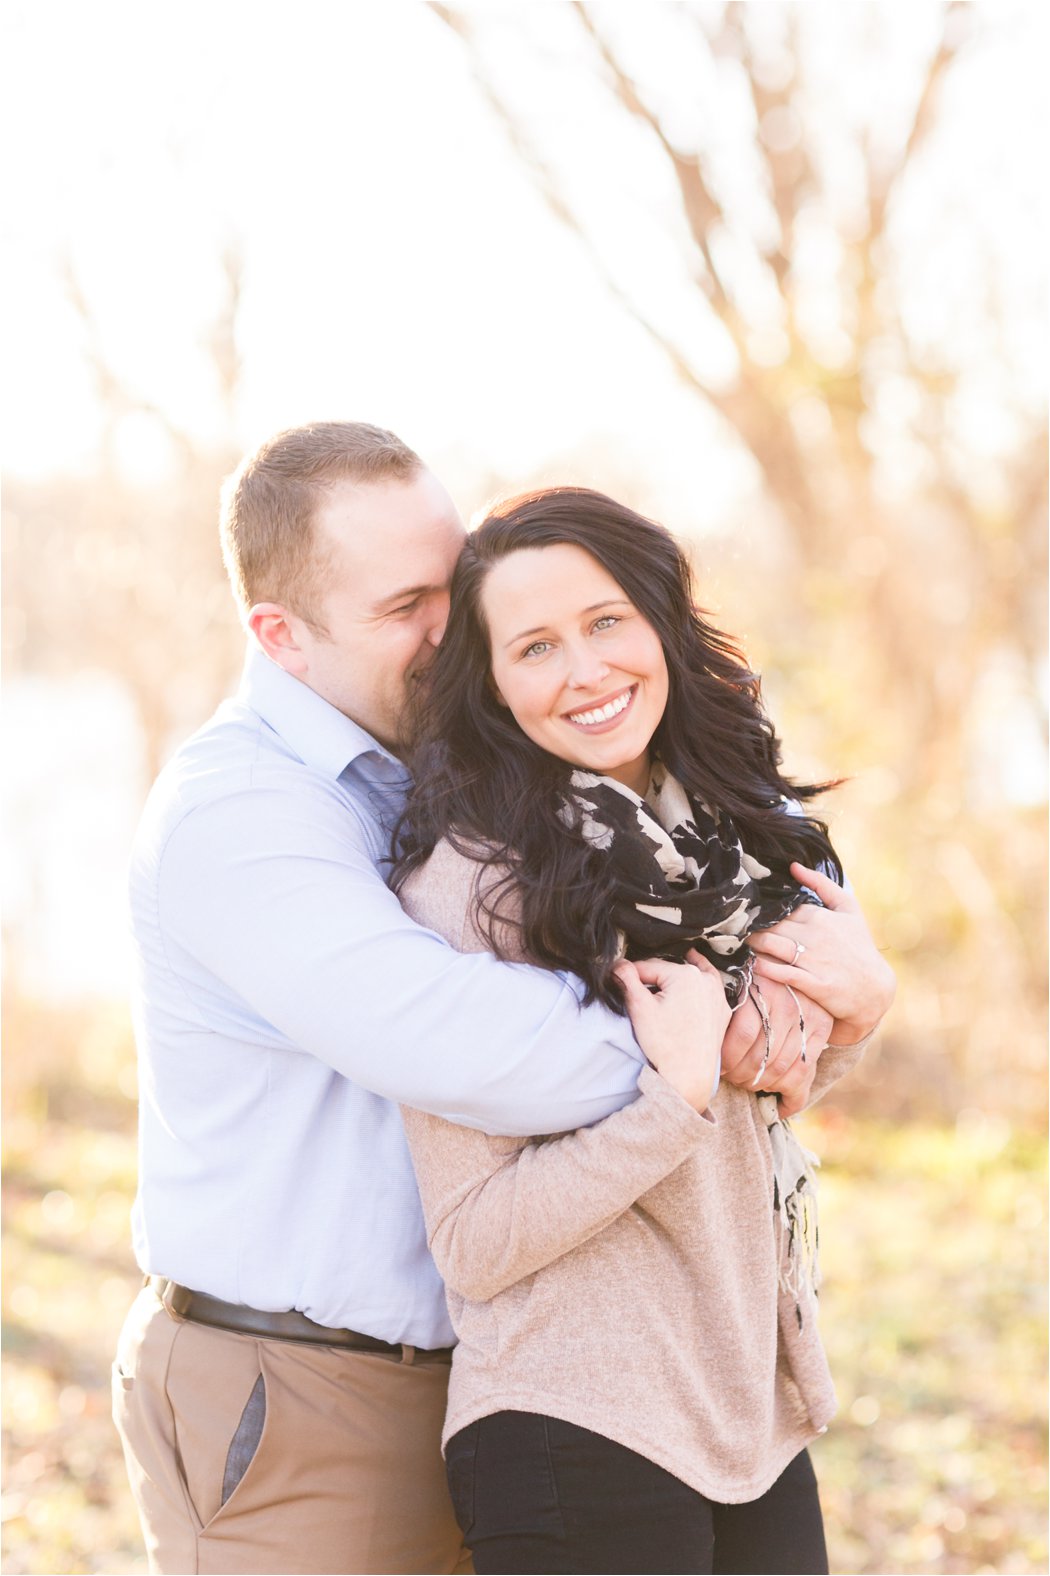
left=392, top=487, right=841, bottom=1011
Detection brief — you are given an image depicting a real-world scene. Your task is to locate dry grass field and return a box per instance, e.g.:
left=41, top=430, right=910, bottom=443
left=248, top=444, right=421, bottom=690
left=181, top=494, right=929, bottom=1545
left=2, top=1000, right=1046, bottom=1576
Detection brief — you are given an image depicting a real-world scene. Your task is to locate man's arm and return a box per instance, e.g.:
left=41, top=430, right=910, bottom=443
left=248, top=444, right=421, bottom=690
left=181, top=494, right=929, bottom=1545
left=153, top=779, right=646, bottom=1137
left=719, top=986, right=833, bottom=1117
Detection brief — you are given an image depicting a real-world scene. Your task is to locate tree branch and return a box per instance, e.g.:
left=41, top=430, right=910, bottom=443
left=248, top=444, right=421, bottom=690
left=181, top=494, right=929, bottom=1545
left=570, top=2, right=734, bottom=318
left=427, top=1, right=822, bottom=533
left=866, top=1, right=970, bottom=246
left=207, top=241, right=245, bottom=427
left=59, top=254, right=197, bottom=466
left=428, top=1, right=740, bottom=416
left=723, top=3, right=815, bottom=292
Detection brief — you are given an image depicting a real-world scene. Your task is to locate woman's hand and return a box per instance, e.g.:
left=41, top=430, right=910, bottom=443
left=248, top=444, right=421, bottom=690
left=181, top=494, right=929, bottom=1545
left=748, top=863, right=896, bottom=1045
left=615, top=951, right=730, bottom=1114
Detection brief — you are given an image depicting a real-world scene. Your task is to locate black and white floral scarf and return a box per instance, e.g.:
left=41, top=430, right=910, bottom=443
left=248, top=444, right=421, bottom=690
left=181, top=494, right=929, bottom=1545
left=564, top=761, right=823, bottom=1316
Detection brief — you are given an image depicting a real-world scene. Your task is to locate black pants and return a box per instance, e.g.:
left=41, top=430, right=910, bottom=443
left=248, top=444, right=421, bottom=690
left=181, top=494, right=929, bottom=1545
left=446, top=1411, right=829, bottom=1575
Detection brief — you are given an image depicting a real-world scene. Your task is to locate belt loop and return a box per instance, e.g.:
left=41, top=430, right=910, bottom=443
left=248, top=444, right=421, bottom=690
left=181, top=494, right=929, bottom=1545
left=400, top=1343, right=416, bottom=1366
left=156, top=1277, right=188, bottom=1323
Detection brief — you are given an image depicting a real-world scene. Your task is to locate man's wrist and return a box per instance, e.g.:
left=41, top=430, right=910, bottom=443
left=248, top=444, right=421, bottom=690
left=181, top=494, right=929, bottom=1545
left=828, top=1015, right=882, bottom=1048
left=829, top=963, right=895, bottom=1046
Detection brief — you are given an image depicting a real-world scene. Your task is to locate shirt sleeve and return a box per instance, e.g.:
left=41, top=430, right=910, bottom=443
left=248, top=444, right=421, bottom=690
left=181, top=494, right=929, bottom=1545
left=152, top=776, right=645, bottom=1137
left=783, top=797, right=853, bottom=893
left=801, top=1030, right=875, bottom=1110
left=401, top=1066, right=715, bottom=1302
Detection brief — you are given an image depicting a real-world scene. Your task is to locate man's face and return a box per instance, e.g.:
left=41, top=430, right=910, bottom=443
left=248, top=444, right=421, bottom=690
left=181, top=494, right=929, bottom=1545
left=293, top=470, right=466, bottom=750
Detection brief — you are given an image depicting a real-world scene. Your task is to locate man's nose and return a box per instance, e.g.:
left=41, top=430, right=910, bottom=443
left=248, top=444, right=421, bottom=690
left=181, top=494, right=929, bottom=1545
left=424, top=592, right=451, bottom=647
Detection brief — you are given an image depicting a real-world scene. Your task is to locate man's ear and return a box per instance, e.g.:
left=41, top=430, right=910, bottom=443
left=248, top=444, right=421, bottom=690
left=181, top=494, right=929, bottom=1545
left=248, top=603, right=309, bottom=678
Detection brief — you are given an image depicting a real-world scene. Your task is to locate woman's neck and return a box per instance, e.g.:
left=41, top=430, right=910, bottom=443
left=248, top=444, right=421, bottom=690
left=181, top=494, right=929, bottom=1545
left=591, top=756, right=652, bottom=797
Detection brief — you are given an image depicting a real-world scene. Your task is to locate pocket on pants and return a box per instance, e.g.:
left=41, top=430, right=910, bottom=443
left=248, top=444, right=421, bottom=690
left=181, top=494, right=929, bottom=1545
left=221, top=1372, right=266, bottom=1506
left=165, top=1329, right=274, bottom=1532
left=111, top=1358, right=137, bottom=1463
left=112, top=1359, right=135, bottom=1393
left=459, top=1412, right=564, bottom=1554
left=445, top=1420, right=481, bottom=1540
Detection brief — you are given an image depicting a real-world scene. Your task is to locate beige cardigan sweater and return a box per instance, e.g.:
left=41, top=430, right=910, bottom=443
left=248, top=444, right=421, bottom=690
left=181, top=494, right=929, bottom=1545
left=400, top=839, right=866, bottom=1504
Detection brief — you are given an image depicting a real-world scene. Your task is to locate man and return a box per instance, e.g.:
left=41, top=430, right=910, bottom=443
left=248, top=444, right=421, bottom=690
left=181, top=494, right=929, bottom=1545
left=114, top=421, right=882, bottom=1575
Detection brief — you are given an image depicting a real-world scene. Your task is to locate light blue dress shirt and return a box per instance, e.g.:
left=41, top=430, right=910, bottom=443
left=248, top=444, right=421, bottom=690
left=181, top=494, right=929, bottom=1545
left=128, top=646, right=645, bottom=1347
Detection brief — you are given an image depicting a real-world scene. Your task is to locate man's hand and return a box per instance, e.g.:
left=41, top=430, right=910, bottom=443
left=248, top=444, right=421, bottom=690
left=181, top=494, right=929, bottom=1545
left=720, top=981, right=833, bottom=1118
left=616, top=951, right=730, bottom=1114
left=748, top=863, right=896, bottom=1046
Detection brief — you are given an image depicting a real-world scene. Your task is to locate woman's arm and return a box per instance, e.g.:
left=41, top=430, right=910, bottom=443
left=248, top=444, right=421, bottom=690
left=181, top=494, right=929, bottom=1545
left=404, top=1060, right=714, bottom=1303
left=406, top=955, right=729, bottom=1302
left=800, top=1029, right=876, bottom=1106
left=401, top=844, right=730, bottom=1302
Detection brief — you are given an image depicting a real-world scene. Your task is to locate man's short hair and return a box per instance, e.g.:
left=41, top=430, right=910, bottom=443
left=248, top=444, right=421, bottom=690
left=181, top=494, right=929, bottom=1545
left=220, top=421, right=422, bottom=632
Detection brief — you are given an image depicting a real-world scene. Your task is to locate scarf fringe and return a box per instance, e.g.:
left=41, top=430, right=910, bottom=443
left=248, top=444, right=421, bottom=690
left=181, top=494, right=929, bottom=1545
left=759, top=1093, right=822, bottom=1325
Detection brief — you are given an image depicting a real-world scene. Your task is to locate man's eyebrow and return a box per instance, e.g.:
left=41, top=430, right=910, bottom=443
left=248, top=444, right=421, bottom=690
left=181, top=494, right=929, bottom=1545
left=370, top=583, right=437, bottom=612
left=504, top=599, right=631, bottom=647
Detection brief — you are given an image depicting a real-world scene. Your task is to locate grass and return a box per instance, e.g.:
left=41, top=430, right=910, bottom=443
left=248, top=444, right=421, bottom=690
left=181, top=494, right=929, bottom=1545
left=3, top=1111, right=145, bottom=1575
left=801, top=1106, right=1048, bottom=1575
left=1, top=1031, right=1046, bottom=1576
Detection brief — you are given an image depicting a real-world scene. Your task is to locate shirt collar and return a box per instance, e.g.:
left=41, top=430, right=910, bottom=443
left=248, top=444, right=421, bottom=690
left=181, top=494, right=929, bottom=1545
left=238, top=644, right=404, bottom=780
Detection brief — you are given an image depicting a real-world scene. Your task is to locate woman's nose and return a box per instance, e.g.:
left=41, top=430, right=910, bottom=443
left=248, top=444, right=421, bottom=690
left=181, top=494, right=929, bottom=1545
left=564, top=644, right=610, bottom=691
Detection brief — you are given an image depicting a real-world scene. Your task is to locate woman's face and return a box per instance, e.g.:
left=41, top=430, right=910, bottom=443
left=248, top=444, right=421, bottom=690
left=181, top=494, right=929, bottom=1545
left=481, top=542, right=669, bottom=795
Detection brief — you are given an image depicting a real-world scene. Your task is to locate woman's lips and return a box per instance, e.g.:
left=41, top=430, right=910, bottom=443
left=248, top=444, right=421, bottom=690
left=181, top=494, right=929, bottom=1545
left=562, top=684, right=637, bottom=733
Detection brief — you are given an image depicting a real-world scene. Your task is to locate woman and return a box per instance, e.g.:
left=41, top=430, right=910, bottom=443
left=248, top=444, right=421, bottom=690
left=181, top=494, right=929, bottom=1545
left=392, top=488, right=894, bottom=1575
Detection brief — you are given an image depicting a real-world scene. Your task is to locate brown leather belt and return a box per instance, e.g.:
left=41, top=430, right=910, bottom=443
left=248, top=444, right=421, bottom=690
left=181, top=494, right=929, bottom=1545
left=145, top=1276, right=453, bottom=1359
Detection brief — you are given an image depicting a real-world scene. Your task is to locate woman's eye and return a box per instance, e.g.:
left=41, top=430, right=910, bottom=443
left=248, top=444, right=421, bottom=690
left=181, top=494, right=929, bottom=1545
left=391, top=600, right=421, bottom=617
left=521, top=640, right=553, bottom=659
left=593, top=615, right=620, bottom=632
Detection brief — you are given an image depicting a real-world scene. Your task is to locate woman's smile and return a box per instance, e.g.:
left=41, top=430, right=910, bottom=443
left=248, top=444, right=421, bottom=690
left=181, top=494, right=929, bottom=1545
left=481, top=544, right=669, bottom=795
left=562, top=683, right=637, bottom=732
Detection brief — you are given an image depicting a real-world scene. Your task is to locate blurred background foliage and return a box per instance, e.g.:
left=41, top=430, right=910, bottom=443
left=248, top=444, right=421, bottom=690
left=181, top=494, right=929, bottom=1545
left=2, top=3, right=1046, bottom=1573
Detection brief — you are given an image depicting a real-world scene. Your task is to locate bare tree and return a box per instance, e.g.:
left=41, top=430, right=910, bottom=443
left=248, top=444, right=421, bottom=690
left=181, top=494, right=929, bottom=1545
left=429, top=0, right=1047, bottom=1115
left=3, top=247, right=248, bottom=781
left=431, top=1, right=1044, bottom=764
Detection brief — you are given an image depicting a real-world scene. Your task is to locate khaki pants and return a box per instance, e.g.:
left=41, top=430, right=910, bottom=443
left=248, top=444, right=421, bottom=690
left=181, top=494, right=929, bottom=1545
left=112, top=1287, right=472, bottom=1575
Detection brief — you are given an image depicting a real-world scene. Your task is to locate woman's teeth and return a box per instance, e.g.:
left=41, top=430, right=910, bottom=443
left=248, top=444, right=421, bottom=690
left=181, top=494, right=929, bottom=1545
left=567, top=689, right=633, bottom=726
